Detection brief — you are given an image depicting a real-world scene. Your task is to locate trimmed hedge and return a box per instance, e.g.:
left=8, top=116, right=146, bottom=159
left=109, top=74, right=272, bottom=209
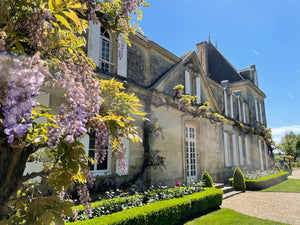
left=66, top=188, right=223, bottom=225
left=229, top=171, right=289, bottom=191
left=201, top=171, right=214, bottom=187
left=232, top=167, right=246, bottom=192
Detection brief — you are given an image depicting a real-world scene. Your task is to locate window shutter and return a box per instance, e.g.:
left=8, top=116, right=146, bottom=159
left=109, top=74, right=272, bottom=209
left=117, top=35, right=127, bottom=77
left=258, top=139, right=264, bottom=170
left=243, top=103, right=247, bottom=123
left=230, top=95, right=234, bottom=118
left=196, top=77, right=201, bottom=104
left=224, top=90, right=228, bottom=116
left=232, top=134, right=238, bottom=166
left=264, top=141, right=268, bottom=168
left=259, top=102, right=263, bottom=124
left=185, top=70, right=191, bottom=95
left=255, top=99, right=259, bottom=121
left=245, top=136, right=250, bottom=165
left=224, top=132, right=229, bottom=166
left=88, top=21, right=101, bottom=67
left=239, top=136, right=244, bottom=165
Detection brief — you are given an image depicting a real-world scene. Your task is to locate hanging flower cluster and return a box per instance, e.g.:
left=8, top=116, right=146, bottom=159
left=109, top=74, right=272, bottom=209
left=47, top=57, right=103, bottom=150
left=121, top=0, right=144, bottom=15
left=0, top=53, right=46, bottom=143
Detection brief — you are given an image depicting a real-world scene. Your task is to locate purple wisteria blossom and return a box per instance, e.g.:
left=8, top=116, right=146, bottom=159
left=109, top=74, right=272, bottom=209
left=0, top=54, right=46, bottom=143
left=121, top=0, right=144, bottom=15
left=47, top=59, right=103, bottom=151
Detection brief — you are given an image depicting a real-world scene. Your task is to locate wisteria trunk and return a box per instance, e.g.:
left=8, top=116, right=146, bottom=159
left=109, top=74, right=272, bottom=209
left=0, top=142, right=29, bottom=219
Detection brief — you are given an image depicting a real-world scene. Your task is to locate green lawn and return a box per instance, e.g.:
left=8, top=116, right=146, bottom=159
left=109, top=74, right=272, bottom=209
left=183, top=208, right=288, bottom=225
left=262, top=178, right=300, bottom=192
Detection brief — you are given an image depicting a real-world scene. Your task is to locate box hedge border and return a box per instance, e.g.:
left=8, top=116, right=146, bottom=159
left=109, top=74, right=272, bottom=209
left=229, top=171, right=289, bottom=191
left=66, top=188, right=223, bottom=225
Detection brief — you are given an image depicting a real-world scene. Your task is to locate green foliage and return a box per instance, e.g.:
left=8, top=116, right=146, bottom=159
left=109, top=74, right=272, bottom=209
left=229, top=171, right=290, bottom=191
left=0, top=0, right=148, bottom=223
left=275, top=163, right=281, bottom=171
left=262, top=178, right=300, bottom=193
left=185, top=208, right=286, bottom=225
left=2, top=193, right=73, bottom=225
left=275, top=156, right=284, bottom=162
left=67, top=183, right=204, bottom=222
left=201, top=171, right=214, bottom=188
left=283, top=163, right=291, bottom=173
left=232, top=167, right=246, bottom=192
left=279, top=132, right=297, bottom=158
left=66, top=188, right=223, bottom=225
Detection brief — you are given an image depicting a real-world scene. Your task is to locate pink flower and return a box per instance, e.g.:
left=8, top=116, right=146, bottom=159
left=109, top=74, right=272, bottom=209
left=175, top=182, right=180, bottom=187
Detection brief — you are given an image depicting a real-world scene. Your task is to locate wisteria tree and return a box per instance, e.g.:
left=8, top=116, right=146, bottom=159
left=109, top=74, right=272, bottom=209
left=0, top=0, right=147, bottom=224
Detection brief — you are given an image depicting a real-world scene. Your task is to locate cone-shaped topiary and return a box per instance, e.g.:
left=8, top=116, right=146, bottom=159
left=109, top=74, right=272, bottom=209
left=202, top=171, right=214, bottom=187
left=233, top=167, right=246, bottom=192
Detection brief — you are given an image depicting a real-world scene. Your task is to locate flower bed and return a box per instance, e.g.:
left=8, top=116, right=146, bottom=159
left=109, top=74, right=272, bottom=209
left=229, top=171, right=289, bottom=191
left=66, top=188, right=223, bottom=225
left=243, top=169, right=279, bottom=180
left=68, top=183, right=204, bottom=221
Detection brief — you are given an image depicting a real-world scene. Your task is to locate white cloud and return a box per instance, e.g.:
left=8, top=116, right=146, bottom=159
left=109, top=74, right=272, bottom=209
left=288, top=92, right=293, bottom=99
left=271, top=125, right=300, bottom=144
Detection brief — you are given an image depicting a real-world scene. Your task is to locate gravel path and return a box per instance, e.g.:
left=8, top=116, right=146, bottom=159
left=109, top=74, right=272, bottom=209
left=221, top=169, right=300, bottom=225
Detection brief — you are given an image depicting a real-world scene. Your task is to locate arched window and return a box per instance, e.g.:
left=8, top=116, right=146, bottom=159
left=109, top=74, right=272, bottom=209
left=100, top=27, right=112, bottom=72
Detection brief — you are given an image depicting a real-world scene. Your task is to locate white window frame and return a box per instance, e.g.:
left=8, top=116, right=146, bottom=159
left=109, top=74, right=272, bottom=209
left=100, top=27, right=112, bottom=72
left=185, top=70, right=191, bottom=95
left=82, top=132, right=112, bottom=176
left=185, top=125, right=197, bottom=181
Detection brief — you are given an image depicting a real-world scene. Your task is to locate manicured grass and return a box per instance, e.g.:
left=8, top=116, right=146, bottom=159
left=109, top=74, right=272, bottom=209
left=183, top=208, right=288, bottom=225
left=262, top=178, right=300, bottom=193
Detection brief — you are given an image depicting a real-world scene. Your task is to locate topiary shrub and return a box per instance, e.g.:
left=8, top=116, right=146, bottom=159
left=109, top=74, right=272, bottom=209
left=275, top=163, right=281, bottom=171
left=201, top=171, right=213, bottom=187
left=232, top=167, right=246, bottom=192
left=283, top=163, right=291, bottom=173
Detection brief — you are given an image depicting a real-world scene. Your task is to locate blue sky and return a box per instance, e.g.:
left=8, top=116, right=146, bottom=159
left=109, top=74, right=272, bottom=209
left=139, top=0, right=300, bottom=144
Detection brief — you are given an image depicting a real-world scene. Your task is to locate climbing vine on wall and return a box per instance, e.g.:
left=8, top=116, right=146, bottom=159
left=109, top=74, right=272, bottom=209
left=171, top=84, right=227, bottom=125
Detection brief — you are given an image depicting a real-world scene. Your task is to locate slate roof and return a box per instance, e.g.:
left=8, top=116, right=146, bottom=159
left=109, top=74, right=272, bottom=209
left=207, top=42, right=245, bottom=84
left=239, top=69, right=252, bottom=81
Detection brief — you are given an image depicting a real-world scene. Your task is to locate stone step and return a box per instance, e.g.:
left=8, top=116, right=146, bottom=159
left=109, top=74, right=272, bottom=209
left=214, top=183, right=224, bottom=189
left=222, top=186, right=234, bottom=194
left=223, top=190, right=242, bottom=199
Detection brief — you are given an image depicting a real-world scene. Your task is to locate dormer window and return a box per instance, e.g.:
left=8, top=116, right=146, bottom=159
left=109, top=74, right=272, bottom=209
left=185, top=70, right=201, bottom=103
left=100, top=27, right=112, bottom=72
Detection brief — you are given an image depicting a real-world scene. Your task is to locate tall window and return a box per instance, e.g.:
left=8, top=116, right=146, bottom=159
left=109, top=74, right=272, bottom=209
left=185, top=126, right=197, bottom=180
left=100, top=27, right=112, bottom=72
left=88, top=131, right=111, bottom=175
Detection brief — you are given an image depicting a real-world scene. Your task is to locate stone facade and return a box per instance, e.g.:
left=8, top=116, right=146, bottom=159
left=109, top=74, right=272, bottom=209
left=38, top=25, right=273, bottom=187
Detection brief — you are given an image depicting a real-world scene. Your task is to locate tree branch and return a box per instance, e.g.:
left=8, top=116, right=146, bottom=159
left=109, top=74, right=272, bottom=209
left=25, top=142, right=48, bottom=155
left=22, top=169, right=50, bottom=183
